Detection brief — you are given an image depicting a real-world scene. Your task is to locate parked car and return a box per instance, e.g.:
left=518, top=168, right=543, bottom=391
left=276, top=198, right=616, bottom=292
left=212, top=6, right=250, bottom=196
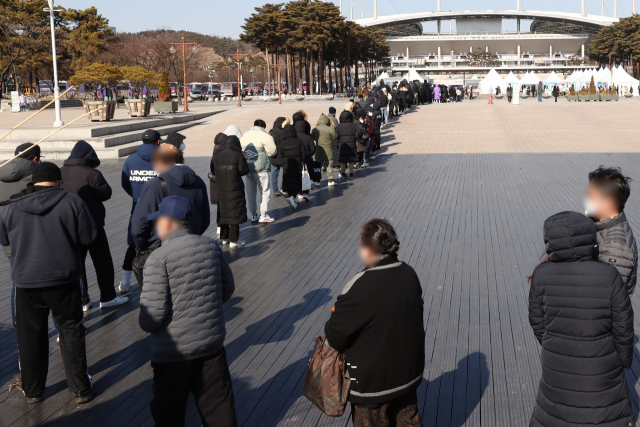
left=189, top=89, right=204, bottom=100
left=207, top=90, right=223, bottom=101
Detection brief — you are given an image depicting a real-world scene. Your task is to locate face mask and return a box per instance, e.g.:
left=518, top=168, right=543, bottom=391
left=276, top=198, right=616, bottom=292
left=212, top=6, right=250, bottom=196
left=359, top=119, right=364, bottom=123
left=584, top=198, right=599, bottom=217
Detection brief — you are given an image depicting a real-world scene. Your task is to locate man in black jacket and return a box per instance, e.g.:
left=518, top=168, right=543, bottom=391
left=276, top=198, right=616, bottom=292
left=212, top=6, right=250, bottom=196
left=585, top=166, right=638, bottom=295
left=269, top=117, right=287, bottom=197
left=61, top=140, right=128, bottom=310
left=0, top=162, right=97, bottom=404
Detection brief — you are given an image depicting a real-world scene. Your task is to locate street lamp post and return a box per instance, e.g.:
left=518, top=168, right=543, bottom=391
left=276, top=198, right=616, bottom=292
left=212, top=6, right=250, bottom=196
left=227, top=48, right=249, bottom=107
left=169, top=36, right=197, bottom=112
left=44, top=0, right=64, bottom=127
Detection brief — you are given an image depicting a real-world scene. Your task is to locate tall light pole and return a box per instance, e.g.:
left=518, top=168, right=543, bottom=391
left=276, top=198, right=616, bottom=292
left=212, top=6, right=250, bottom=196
left=44, top=0, right=63, bottom=127
left=228, top=48, right=249, bottom=107
left=169, top=36, right=197, bottom=112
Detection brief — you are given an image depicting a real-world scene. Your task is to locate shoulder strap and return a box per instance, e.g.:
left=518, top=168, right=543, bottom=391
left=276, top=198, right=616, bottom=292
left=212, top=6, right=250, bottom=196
left=159, top=177, right=169, bottom=199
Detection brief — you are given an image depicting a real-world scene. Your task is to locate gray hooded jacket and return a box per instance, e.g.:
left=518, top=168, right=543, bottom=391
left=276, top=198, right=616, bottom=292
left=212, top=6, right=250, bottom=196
left=0, top=157, right=35, bottom=201
left=139, top=228, right=235, bottom=362
left=596, top=212, right=638, bottom=295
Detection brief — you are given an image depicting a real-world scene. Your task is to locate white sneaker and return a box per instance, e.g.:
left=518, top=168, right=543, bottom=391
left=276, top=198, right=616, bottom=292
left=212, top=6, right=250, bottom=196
left=220, top=239, right=229, bottom=245
left=216, top=227, right=221, bottom=235
left=250, top=215, right=259, bottom=223
left=302, top=194, right=311, bottom=201
left=286, top=196, right=297, bottom=210
left=296, top=194, right=305, bottom=202
left=328, top=181, right=336, bottom=187
left=259, top=215, right=275, bottom=223
left=229, top=241, right=246, bottom=249
left=100, top=295, right=129, bottom=308
left=83, top=299, right=92, bottom=312
left=362, top=162, right=369, bottom=167
left=338, top=173, right=345, bottom=180
left=118, top=281, right=130, bottom=295
left=56, top=335, right=60, bottom=343
left=313, top=182, right=322, bottom=188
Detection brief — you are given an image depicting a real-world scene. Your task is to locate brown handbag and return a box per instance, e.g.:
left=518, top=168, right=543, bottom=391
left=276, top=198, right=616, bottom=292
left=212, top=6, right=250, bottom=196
left=302, top=336, right=350, bottom=417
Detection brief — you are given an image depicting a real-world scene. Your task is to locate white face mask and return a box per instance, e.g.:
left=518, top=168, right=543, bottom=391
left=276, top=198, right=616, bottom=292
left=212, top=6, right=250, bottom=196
left=359, top=119, right=364, bottom=123
left=584, top=198, right=599, bottom=217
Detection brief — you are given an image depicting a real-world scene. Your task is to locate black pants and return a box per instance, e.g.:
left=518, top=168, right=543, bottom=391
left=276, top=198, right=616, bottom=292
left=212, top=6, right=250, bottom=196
left=351, top=391, right=422, bottom=427
left=123, top=244, right=137, bottom=271
left=80, top=226, right=116, bottom=304
left=16, top=281, right=92, bottom=397
left=216, top=206, right=221, bottom=227
left=220, top=224, right=239, bottom=243
left=150, top=348, right=237, bottom=427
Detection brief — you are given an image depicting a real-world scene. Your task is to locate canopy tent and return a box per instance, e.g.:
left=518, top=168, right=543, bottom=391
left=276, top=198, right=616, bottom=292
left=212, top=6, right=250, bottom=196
left=611, top=65, right=639, bottom=94
left=375, top=72, right=390, bottom=86
left=478, top=68, right=506, bottom=94
left=403, top=68, right=424, bottom=82
left=504, top=71, right=520, bottom=84
left=519, top=71, right=541, bottom=85
left=544, top=71, right=563, bottom=84
left=470, top=74, right=478, bottom=80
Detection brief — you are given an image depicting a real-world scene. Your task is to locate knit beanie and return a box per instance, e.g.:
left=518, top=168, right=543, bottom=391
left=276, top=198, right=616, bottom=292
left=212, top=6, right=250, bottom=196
left=32, top=162, right=61, bottom=183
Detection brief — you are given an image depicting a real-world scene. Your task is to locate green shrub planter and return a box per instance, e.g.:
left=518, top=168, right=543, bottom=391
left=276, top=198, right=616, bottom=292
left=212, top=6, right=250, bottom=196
left=566, top=95, right=579, bottom=102
left=154, top=101, right=178, bottom=113
left=589, top=94, right=600, bottom=101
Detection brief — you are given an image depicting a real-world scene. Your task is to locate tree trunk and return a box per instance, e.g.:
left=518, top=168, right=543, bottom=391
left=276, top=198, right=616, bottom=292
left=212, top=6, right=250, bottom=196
left=265, top=46, right=271, bottom=96
left=305, top=49, right=310, bottom=95
left=286, top=46, right=291, bottom=94
left=354, top=59, right=359, bottom=90
left=328, top=60, right=333, bottom=93
left=318, top=46, right=324, bottom=94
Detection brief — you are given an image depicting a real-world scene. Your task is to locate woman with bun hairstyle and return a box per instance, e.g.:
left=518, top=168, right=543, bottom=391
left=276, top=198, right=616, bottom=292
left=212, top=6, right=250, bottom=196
left=324, top=219, right=425, bottom=427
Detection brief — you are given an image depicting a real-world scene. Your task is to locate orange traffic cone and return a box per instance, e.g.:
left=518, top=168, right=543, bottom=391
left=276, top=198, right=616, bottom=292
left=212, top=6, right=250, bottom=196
left=488, top=94, right=493, bottom=105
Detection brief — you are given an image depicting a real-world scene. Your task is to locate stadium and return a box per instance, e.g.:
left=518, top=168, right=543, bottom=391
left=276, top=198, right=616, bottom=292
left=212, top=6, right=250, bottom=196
left=354, top=0, right=626, bottom=75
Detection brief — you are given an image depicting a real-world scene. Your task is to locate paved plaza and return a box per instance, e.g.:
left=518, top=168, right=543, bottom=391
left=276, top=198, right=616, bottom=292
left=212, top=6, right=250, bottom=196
left=2, top=99, right=640, bottom=426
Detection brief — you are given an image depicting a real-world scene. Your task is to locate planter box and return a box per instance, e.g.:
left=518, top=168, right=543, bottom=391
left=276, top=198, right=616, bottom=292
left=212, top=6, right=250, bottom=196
left=542, top=95, right=551, bottom=99
left=520, top=94, right=529, bottom=99
left=325, top=96, right=335, bottom=101
left=566, top=95, right=579, bottom=102
left=494, top=95, right=504, bottom=99
left=84, top=100, right=117, bottom=121
left=125, top=99, right=152, bottom=117
left=600, top=95, right=613, bottom=101
left=154, top=101, right=178, bottom=113
left=295, top=96, right=305, bottom=101
left=589, top=94, right=600, bottom=101
left=270, top=96, right=280, bottom=102
left=243, top=97, right=253, bottom=102
left=577, top=95, right=588, bottom=102
left=624, top=93, right=633, bottom=98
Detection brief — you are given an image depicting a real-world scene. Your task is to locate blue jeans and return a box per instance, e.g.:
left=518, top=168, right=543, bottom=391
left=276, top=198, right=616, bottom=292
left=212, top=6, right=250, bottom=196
left=380, top=107, right=388, bottom=125
left=271, top=164, right=283, bottom=193
left=538, top=93, right=542, bottom=102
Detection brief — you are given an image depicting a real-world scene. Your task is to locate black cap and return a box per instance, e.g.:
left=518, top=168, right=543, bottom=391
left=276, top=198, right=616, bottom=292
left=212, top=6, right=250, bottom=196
left=32, top=162, right=61, bottom=183
left=15, top=143, right=41, bottom=158
left=164, top=132, right=186, bottom=151
left=142, top=129, right=162, bottom=144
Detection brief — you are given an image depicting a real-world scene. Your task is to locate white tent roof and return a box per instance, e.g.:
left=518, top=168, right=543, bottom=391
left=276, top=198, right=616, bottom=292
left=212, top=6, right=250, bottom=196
left=519, top=71, right=541, bottom=85
left=504, top=71, right=520, bottom=84
left=471, top=74, right=478, bottom=80
left=403, top=69, right=423, bottom=82
left=611, top=65, right=639, bottom=92
left=375, top=72, right=390, bottom=86
left=478, top=68, right=506, bottom=94
left=544, top=71, right=563, bottom=84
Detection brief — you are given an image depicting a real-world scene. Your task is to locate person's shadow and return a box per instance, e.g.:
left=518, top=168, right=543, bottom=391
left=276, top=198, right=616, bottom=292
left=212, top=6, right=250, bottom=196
left=420, top=352, right=490, bottom=427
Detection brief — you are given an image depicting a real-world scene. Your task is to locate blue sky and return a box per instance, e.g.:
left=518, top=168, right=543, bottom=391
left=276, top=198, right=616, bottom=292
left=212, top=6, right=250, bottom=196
left=62, top=0, right=636, bottom=38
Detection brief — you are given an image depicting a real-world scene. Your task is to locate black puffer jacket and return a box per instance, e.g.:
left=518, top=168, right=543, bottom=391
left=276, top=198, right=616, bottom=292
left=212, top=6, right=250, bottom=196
left=209, top=133, right=227, bottom=205
left=595, top=212, right=638, bottom=295
left=334, top=111, right=362, bottom=163
left=60, top=140, right=112, bottom=227
left=213, top=136, right=249, bottom=225
left=277, top=125, right=307, bottom=196
left=270, top=117, right=287, bottom=166
left=528, top=211, right=634, bottom=427
left=293, top=120, right=316, bottom=159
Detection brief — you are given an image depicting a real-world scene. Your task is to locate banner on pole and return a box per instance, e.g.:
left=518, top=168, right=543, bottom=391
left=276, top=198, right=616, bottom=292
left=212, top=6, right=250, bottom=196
left=10, top=92, right=20, bottom=112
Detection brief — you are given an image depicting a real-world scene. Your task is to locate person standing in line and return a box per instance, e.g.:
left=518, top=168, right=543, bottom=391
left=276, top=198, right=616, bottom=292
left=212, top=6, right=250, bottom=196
left=120, top=129, right=162, bottom=294
left=209, top=133, right=227, bottom=235
left=269, top=117, right=288, bottom=197
left=584, top=166, right=637, bottom=295
left=537, top=81, right=544, bottom=102
left=335, top=109, right=364, bottom=179
left=378, top=88, right=389, bottom=127
left=327, top=107, right=339, bottom=129
left=19, top=94, right=27, bottom=112
left=0, top=162, right=98, bottom=404
left=240, top=119, right=277, bottom=223
left=507, top=84, right=513, bottom=103
left=212, top=135, right=249, bottom=248
left=552, top=85, right=559, bottom=102
left=433, top=84, right=441, bottom=104
left=132, top=141, right=210, bottom=283
left=528, top=211, right=634, bottom=427
left=61, top=140, right=128, bottom=311
left=311, top=114, right=338, bottom=187
left=140, top=196, right=238, bottom=427
left=292, top=112, right=315, bottom=202
left=277, top=124, right=307, bottom=210
left=325, top=219, right=425, bottom=427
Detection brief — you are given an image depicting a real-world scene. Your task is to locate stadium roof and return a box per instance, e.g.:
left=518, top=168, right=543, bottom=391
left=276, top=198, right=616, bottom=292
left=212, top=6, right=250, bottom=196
left=356, top=10, right=618, bottom=30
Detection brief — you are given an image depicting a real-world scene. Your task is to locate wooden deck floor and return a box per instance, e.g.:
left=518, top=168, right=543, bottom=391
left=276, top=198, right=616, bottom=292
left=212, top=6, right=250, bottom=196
left=2, top=148, right=640, bottom=426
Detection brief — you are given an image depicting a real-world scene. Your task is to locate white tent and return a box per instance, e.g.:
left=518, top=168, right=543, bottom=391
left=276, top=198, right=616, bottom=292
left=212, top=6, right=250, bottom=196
left=375, top=72, right=390, bottom=86
left=403, top=69, right=423, bottom=82
left=478, top=68, right=506, bottom=94
left=504, top=71, right=520, bottom=84
left=544, top=71, right=563, bottom=84
left=519, top=71, right=541, bottom=85
left=471, top=74, right=479, bottom=80
left=611, top=65, right=639, bottom=95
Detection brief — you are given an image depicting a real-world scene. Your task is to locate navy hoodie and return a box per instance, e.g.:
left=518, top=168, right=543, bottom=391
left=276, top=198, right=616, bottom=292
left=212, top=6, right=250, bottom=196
left=131, top=164, right=210, bottom=251
left=0, top=186, right=97, bottom=288
left=122, top=144, right=157, bottom=202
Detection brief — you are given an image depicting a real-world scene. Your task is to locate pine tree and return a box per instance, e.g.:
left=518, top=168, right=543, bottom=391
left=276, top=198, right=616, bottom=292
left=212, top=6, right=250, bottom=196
left=158, top=71, right=171, bottom=101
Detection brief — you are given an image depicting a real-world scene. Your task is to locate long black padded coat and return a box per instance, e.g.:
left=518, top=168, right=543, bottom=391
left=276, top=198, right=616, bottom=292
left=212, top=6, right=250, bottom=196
left=270, top=117, right=287, bottom=167
left=212, top=135, right=249, bottom=225
left=528, top=211, right=634, bottom=427
left=209, top=132, right=227, bottom=205
left=334, top=110, right=363, bottom=164
left=277, top=125, right=307, bottom=196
